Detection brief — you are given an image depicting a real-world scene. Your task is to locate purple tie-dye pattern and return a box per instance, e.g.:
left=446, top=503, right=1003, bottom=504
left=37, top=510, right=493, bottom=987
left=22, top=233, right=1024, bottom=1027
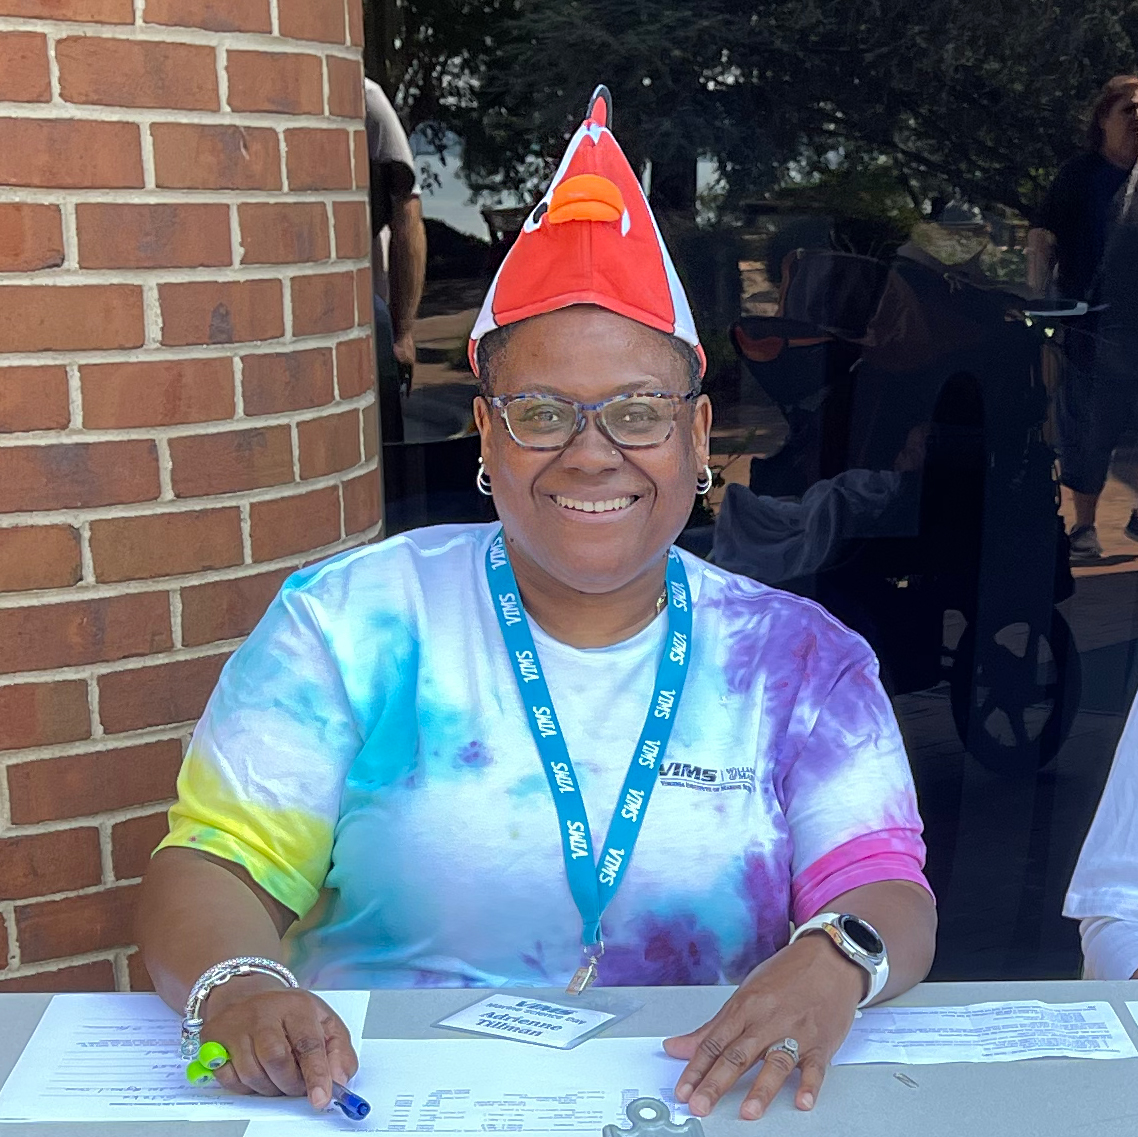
left=728, top=849, right=792, bottom=979
left=519, top=941, right=552, bottom=980
left=455, top=740, right=493, bottom=768
left=598, top=912, right=724, bottom=986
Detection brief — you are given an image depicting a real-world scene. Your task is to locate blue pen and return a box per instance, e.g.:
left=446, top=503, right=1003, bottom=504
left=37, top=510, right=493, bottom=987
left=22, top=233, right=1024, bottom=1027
left=331, top=1081, right=371, bottom=1121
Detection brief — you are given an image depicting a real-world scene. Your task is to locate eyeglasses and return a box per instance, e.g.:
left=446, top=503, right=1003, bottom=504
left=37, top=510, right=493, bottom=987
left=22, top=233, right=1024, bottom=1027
left=486, top=391, right=696, bottom=450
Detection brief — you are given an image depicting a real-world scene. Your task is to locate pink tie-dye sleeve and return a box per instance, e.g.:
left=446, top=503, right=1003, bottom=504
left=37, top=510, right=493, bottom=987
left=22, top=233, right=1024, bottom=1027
left=779, top=643, right=934, bottom=925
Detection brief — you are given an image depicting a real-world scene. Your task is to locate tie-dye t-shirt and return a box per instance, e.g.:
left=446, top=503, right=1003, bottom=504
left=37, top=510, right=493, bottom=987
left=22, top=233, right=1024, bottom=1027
left=159, top=523, right=930, bottom=989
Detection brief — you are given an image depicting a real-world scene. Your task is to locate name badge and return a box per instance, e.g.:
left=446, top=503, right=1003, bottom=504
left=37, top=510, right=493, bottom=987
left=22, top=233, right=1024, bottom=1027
left=436, top=994, right=616, bottom=1049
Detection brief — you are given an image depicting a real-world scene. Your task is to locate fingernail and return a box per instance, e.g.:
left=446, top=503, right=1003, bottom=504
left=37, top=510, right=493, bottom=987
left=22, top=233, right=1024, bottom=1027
left=690, top=1094, right=710, bottom=1116
left=675, top=1082, right=692, bottom=1103
left=311, top=1088, right=330, bottom=1110
left=741, top=1102, right=763, bottom=1120
left=800, top=1092, right=815, bottom=1111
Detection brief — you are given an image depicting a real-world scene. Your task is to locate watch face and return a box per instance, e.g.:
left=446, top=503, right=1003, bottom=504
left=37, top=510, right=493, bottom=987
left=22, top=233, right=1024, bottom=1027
left=840, top=915, right=884, bottom=956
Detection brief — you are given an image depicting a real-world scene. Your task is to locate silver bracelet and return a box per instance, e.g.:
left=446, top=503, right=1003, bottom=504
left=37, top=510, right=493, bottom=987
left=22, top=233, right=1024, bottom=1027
left=180, top=956, right=299, bottom=1059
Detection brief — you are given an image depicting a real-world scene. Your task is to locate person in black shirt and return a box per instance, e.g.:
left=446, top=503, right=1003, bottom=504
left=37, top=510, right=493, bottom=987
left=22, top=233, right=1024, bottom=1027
left=1028, top=75, right=1138, bottom=559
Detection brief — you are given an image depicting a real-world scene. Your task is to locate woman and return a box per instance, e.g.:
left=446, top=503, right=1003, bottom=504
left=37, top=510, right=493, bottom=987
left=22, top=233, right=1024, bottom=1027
left=1028, top=75, right=1138, bottom=559
left=138, top=88, right=936, bottom=1122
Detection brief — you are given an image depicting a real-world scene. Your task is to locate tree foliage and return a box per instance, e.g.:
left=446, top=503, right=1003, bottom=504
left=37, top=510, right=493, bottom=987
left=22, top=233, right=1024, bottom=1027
left=372, top=0, right=1138, bottom=222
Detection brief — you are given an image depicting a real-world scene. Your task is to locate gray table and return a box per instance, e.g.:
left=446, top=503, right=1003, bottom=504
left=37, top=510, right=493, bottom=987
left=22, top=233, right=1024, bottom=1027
left=3, top=982, right=1137, bottom=1136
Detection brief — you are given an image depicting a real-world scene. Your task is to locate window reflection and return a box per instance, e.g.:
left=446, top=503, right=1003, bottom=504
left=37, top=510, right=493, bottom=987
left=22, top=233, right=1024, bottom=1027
left=369, top=17, right=1138, bottom=980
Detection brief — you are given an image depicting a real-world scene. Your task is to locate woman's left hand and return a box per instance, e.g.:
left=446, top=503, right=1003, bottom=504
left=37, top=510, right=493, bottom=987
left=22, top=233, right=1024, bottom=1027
left=663, top=934, right=865, bottom=1120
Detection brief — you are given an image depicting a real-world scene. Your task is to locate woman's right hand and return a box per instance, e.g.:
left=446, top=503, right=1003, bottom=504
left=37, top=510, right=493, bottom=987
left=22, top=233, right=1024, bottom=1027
left=201, top=979, right=359, bottom=1110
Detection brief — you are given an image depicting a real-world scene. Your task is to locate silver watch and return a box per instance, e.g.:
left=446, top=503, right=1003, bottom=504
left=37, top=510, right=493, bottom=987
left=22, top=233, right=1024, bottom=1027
left=789, top=911, right=889, bottom=1007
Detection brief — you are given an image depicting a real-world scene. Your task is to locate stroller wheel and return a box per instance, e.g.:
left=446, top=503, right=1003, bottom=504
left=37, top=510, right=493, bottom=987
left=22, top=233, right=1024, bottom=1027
left=949, top=609, right=1081, bottom=777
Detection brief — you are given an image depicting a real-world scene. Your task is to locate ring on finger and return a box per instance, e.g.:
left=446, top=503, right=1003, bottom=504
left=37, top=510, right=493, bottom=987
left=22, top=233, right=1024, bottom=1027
left=763, top=1037, right=800, bottom=1065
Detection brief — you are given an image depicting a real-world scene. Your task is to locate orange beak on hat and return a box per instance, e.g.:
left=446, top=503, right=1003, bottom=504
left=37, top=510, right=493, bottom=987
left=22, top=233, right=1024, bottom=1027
left=547, top=174, right=626, bottom=225
left=469, top=84, right=704, bottom=378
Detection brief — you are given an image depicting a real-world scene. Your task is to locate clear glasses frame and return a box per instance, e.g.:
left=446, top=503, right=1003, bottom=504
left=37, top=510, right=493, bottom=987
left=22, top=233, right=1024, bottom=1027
left=485, top=391, right=697, bottom=451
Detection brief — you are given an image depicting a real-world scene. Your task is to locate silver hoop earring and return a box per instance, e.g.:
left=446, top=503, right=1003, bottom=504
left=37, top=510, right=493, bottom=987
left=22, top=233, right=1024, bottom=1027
left=476, top=457, right=493, bottom=497
left=696, top=464, right=713, bottom=495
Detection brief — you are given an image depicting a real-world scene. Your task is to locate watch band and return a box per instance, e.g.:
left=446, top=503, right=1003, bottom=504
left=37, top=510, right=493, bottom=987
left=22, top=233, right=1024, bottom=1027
left=789, top=911, right=889, bottom=1007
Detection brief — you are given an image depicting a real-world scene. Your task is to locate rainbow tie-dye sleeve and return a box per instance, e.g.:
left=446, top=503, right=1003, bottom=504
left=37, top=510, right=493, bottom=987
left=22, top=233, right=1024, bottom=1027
left=157, top=566, right=363, bottom=918
left=782, top=643, right=930, bottom=922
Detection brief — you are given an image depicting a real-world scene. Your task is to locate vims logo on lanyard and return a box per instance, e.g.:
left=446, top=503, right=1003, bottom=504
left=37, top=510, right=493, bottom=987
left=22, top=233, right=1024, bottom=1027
left=485, top=528, right=694, bottom=993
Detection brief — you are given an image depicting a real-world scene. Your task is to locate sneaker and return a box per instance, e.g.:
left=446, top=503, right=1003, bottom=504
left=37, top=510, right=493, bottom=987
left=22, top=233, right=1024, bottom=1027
left=1125, top=511, right=1138, bottom=544
left=1069, top=524, right=1103, bottom=561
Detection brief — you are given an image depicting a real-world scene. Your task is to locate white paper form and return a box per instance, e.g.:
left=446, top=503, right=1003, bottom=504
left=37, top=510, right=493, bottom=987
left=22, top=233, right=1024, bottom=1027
left=243, top=1036, right=690, bottom=1136
left=833, top=1000, right=1138, bottom=1065
left=0, top=989, right=369, bottom=1122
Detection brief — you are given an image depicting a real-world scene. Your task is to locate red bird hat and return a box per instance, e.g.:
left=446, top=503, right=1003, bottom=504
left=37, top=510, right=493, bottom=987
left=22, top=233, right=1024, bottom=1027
left=468, top=85, right=705, bottom=377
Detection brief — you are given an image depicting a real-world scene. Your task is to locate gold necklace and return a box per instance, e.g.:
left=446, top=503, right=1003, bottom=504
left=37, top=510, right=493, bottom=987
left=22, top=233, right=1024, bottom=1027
left=656, top=590, right=667, bottom=615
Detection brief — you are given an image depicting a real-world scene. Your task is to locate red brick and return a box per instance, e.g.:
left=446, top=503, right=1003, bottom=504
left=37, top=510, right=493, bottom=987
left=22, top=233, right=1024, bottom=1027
left=0, top=119, right=142, bottom=189
left=77, top=203, right=231, bottom=270
left=239, top=202, right=330, bottom=265
left=170, top=425, right=294, bottom=497
left=362, top=401, right=378, bottom=459
left=336, top=335, right=375, bottom=398
left=352, top=128, right=369, bottom=190
left=292, top=271, right=355, bottom=336
left=16, top=884, right=140, bottom=964
left=250, top=485, right=340, bottom=561
left=144, top=0, right=271, bottom=33
left=98, top=653, right=229, bottom=734
left=57, top=37, right=218, bottom=111
left=181, top=566, right=291, bottom=646
left=3, top=442, right=131, bottom=517
left=127, top=949, right=155, bottom=991
left=153, top=123, right=280, bottom=191
left=7, top=739, right=184, bottom=825
left=227, top=50, right=323, bottom=115
left=0, top=526, right=82, bottom=592
left=112, top=811, right=170, bottom=881
left=327, top=55, right=364, bottom=119
left=347, top=0, right=364, bottom=47
left=0, top=681, right=90, bottom=752
left=0, top=203, right=63, bottom=273
left=343, top=469, right=379, bottom=535
left=0, top=32, right=50, bottom=103
left=82, top=357, right=234, bottom=429
left=90, top=508, right=243, bottom=583
left=0, top=0, right=130, bottom=20
left=286, top=128, right=352, bottom=191
left=0, top=960, right=116, bottom=993
left=0, top=364, right=69, bottom=431
left=0, top=440, right=159, bottom=512
left=0, top=593, right=172, bottom=675
left=279, top=0, right=345, bottom=43
left=0, top=828, right=101, bottom=901
left=159, top=279, right=284, bottom=346
left=354, top=264, right=371, bottom=325
left=242, top=347, right=334, bottom=415
left=298, top=408, right=359, bottom=478
left=332, top=199, right=369, bottom=260
left=0, top=285, right=143, bottom=353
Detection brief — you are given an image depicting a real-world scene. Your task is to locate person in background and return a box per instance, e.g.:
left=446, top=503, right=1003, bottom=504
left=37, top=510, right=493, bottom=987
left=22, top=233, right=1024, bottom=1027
left=1027, top=75, right=1138, bottom=560
left=1065, top=690, right=1138, bottom=978
left=365, top=77, right=427, bottom=443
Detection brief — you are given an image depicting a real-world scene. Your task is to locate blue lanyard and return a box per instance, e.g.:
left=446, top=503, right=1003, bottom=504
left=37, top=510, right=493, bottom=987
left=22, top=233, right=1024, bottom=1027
left=486, top=527, right=693, bottom=951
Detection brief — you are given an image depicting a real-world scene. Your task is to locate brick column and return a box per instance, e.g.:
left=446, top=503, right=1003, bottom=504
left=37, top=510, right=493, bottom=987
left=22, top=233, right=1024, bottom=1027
left=0, top=0, right=380, bottom=991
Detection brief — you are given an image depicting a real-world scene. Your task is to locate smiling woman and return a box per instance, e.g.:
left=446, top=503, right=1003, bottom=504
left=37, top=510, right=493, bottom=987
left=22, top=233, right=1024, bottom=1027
left=137, top=87, right=936, bottom=1123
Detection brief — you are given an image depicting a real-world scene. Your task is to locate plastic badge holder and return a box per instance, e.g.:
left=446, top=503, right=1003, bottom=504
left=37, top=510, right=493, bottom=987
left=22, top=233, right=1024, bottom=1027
left=604, top=1097, right=705, bottom=1137
left=433, top=986, right=644, bottom=1050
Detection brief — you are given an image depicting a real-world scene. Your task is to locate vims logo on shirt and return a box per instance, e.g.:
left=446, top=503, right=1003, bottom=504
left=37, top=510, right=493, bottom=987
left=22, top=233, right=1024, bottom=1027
left=657, top=762, right=757, bottom=792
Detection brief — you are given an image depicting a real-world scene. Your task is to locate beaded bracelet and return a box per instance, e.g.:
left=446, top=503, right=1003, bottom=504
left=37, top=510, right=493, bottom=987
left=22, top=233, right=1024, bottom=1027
left=180, top=956, right=299, bottom=1059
